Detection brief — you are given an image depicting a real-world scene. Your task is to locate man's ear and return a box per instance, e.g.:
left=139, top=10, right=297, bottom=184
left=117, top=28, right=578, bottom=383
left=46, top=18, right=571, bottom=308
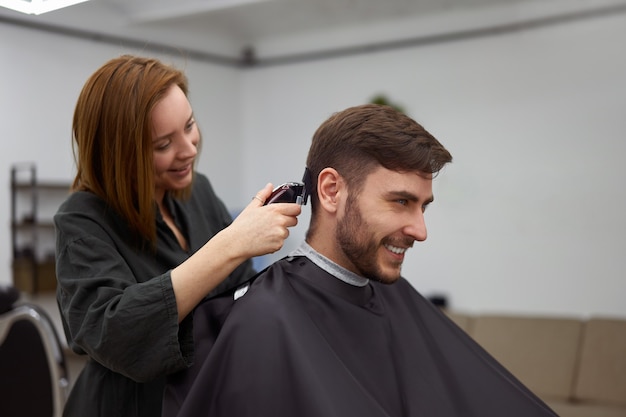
left=317, top=168, right=342, bottom=214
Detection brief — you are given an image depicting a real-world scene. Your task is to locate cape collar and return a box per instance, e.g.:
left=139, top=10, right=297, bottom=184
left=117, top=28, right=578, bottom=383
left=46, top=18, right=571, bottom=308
left=290, top=241, right=370, bottom=288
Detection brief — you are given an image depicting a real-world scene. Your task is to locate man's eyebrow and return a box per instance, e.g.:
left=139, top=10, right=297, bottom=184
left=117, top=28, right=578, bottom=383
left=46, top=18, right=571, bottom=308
left=386, top=190, right=434, bottom=204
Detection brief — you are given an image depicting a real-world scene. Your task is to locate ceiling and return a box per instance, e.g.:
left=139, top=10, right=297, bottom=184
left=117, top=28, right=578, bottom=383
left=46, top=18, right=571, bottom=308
left=1, top=0, right=625, bottom=64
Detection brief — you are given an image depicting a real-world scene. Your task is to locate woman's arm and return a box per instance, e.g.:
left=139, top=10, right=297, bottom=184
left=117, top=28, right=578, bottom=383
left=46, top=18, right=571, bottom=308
left=171, top=183, right=301, bottom=321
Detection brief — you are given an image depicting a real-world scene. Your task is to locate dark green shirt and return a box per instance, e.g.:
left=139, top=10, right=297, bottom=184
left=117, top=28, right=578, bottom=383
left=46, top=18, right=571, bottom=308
left=54, top=173, right=255, bottom=417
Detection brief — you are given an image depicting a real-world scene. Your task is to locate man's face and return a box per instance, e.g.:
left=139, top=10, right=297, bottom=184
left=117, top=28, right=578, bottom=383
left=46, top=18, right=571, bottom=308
left=335, top=166, right=434, bottom=284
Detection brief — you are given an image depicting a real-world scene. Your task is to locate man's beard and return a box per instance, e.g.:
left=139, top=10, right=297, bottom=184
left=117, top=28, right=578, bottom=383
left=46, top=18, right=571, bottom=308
left=336, top=194, right=404, bottom=284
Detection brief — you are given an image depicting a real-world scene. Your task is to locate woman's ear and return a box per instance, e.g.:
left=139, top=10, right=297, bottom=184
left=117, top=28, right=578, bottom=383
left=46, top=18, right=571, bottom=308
left=317, top=168, right=342, bottom=214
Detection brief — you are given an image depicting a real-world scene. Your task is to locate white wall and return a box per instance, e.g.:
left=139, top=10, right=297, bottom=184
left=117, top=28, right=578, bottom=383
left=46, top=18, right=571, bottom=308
left=239, top=11, right=626, bottom=318
left=2, top=5, right=625, bottom=319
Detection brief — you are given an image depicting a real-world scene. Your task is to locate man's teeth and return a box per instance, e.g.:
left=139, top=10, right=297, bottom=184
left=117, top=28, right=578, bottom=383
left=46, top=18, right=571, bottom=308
left=385, top=244, right=407, bottom=254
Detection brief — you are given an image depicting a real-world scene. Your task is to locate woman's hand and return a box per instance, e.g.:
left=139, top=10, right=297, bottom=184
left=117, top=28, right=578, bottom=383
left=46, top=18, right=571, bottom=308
left=227, top=183, right=302, bottom=258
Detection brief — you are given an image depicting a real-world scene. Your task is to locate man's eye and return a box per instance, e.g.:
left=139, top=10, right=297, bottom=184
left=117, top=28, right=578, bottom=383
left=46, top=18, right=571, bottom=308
left=397, top=199, right=408, bottom=206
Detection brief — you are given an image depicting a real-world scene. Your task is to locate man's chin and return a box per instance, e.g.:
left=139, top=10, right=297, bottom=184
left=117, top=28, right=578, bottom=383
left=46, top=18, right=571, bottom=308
left=370, top=268, right=402, bottom=285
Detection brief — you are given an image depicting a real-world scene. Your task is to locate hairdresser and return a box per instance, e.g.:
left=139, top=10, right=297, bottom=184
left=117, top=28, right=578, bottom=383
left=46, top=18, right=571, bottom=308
left=54, top=55, right=301, bottom=417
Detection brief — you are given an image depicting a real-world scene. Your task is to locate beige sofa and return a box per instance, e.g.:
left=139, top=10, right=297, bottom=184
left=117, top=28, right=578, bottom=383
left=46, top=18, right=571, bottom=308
left=444, top=311, right=626, bottom=417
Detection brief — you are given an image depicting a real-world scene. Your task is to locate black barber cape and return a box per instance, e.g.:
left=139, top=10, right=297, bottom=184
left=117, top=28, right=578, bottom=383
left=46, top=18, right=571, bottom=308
left=163, top=256, right=557, bottom=417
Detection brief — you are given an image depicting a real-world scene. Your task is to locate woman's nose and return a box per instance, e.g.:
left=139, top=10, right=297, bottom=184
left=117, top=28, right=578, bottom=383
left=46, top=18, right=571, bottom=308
left=179, top=134, right=198, bottom=158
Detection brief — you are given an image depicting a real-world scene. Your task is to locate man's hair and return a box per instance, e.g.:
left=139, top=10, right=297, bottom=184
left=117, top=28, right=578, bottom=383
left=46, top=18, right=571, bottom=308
left=305, top=103, right=452, bottom=220
left=71, top=55, right=194, bottom=245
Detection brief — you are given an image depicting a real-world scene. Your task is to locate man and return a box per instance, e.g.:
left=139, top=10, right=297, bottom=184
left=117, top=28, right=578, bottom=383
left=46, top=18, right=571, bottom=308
left=163, top=104, right=557, bottom=417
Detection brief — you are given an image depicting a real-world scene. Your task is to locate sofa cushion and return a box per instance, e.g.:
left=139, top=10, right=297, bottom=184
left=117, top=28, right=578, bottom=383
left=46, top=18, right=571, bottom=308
left=471, top=315, right=583, bottom=401
left=574, top=318, right=626, bottom=406
left=443, top=310, right=473, bottom=334
left=548, top=401, right=626, bottom=417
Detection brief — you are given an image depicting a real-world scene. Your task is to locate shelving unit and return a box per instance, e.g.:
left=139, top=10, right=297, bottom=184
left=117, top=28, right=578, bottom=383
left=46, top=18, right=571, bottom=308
left=10, top=163, right=70, bottom=294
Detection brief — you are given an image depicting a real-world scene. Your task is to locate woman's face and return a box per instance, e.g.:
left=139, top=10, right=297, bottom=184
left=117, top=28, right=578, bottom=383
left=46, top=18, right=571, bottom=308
left=151, top=84, right=199, bottom=202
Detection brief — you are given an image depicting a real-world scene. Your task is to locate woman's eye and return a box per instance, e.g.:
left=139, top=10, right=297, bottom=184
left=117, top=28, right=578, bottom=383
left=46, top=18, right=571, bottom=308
left=185, top=119, right=196, bottom=131
left=155, top=141, right=170, bottom=151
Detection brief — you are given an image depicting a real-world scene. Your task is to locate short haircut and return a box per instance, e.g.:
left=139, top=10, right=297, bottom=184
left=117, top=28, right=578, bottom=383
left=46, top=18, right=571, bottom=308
left=305, top=103, right=452, bottom=213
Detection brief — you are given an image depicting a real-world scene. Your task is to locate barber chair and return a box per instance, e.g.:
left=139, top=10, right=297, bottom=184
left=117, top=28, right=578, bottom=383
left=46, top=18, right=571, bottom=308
left=0, top=285, right=69, bottom=417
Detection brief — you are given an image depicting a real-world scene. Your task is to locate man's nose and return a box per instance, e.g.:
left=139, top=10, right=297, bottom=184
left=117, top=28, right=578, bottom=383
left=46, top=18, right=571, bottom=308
left=404, top=211, right=428, bottom=242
